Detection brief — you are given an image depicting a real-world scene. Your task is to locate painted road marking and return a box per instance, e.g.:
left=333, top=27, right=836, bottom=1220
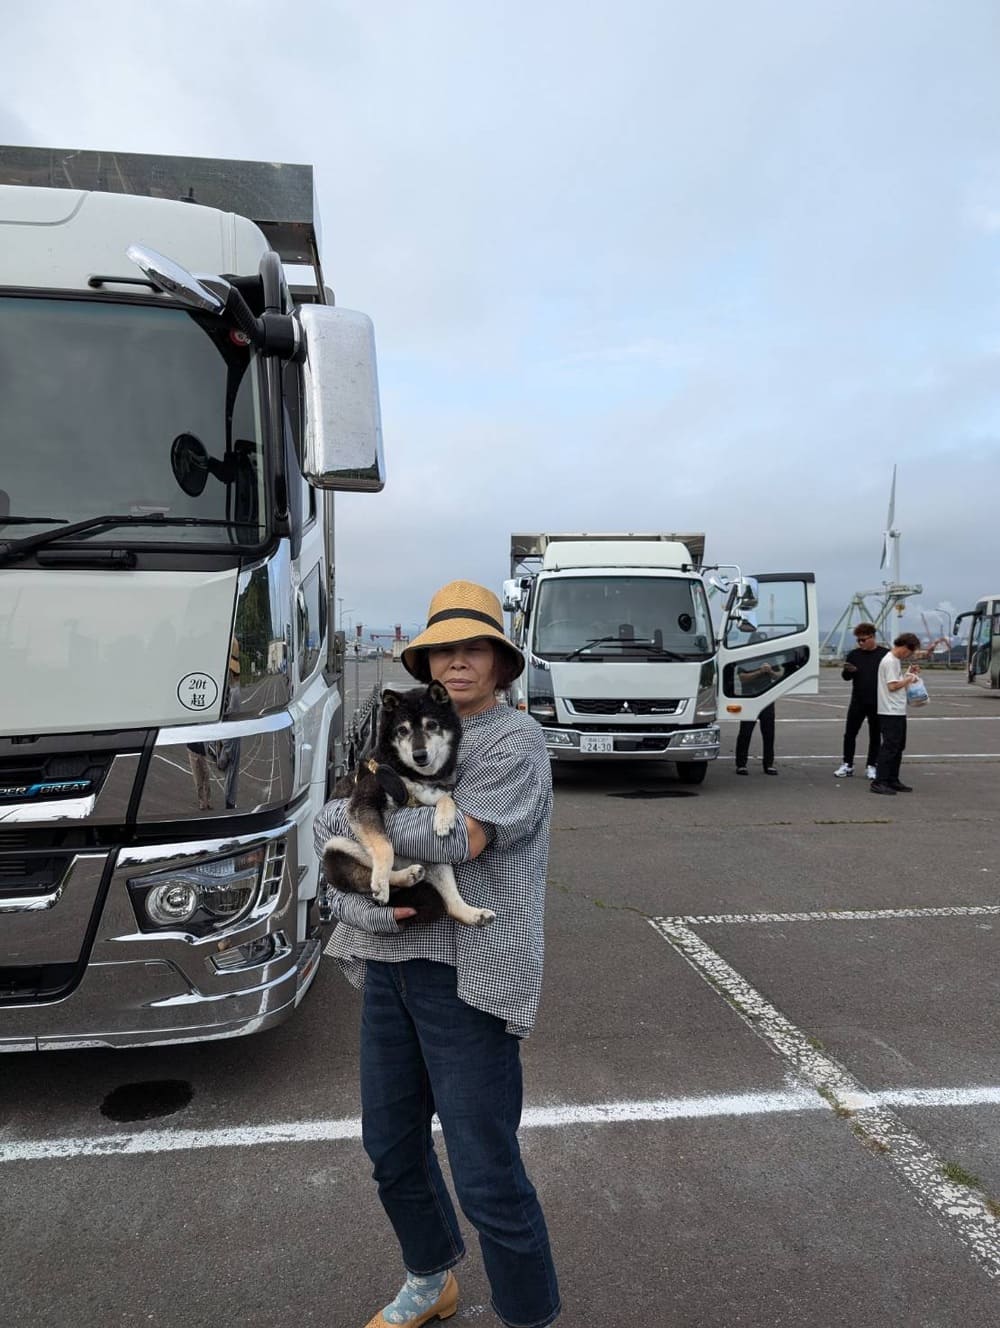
left=776, top=715, right=1000, bottom=722
left=649, top=917, right=1000, bottom=1279
left=812, top=753, right=997, bottom=761
left=7, top=1084, right=1000, bottom=1164
left=679, top=905, right=1000, bottom=925
left=749, top=753, right=1000, bottom=760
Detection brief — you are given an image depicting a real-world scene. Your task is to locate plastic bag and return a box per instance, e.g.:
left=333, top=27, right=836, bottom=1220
left=906, top=678, right=929, bottom=707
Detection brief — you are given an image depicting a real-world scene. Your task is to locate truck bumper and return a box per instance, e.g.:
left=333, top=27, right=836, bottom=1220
left=0, top=941, right=321, bottom=1051
left=0, top=821, right=322, bottom=1052
left=540, top=725, right=720, bottom=761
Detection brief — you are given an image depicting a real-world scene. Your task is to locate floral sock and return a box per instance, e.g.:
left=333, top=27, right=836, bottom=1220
left=381, top=1270, right=450, bottom=1325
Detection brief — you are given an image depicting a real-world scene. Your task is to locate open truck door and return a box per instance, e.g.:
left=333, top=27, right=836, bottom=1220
left=717, top=573, right=819, bottom=723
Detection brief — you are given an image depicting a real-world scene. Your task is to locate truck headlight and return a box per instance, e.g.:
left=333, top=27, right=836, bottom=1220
left=128, top=843, right=283, bottom=935
left=671, top=727, right=720, bottom=747
left=146, top=881, right=200, bottom=926
left=542, top=729, right=576, bottom=747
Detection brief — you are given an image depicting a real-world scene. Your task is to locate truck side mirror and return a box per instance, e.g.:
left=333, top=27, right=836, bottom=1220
left=737, top=576, right=759, bottom=611
left=297, top=306, right=386, bottom=492
left=502, top=578, right=523, bottom=611
left=127, top=243, right=224, bottom=313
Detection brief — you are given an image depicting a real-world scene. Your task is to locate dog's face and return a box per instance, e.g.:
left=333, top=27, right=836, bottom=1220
left=379, top=682, right=460, bottom=777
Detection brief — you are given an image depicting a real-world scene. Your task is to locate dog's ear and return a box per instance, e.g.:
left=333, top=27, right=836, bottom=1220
left=381, top=689, right=401, bottom=711
left=427, top=681, right=451, bottom=707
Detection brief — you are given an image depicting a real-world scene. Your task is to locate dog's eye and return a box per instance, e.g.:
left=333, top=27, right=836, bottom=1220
left=424, top=720, right=440, bottom=732
left=395, top=724, right=411, bottom=738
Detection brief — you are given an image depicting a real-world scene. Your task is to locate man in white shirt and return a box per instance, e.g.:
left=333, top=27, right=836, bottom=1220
left=871, top=632, right=921, bottom=795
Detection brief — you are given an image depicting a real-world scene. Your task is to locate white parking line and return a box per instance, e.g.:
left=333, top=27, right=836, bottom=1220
left=761, top=753, right=999, bottom=760
left=798, top=718, right=1000, bottom=726
left=649, top=917, right=1000, bottom=1279
left=681, top=905, right=1000, bottom=925
left=7, top=1083, right=1000, bottom=1165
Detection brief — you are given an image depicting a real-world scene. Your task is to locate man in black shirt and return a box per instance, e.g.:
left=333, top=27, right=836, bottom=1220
left=834, top=622, right=889, bottom=778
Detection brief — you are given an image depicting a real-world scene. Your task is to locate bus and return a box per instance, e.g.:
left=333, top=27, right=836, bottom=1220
left=954, top=596, right=1000, bottom=689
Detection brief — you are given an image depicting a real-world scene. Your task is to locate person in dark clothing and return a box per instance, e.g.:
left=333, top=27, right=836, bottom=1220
left=734, top=644, right=782, bottom=775
left=735, top=701, right=777, bottom=775
left=834, top=623, right=889, bottom=779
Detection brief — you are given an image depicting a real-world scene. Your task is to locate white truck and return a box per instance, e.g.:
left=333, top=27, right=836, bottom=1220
left=0, top=147, right=384, bottom=1049
left=503, top=533, right=819, bottom=782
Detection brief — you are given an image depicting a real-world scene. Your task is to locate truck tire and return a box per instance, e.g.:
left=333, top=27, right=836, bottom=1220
left=676, top=761, right=708, bottom=785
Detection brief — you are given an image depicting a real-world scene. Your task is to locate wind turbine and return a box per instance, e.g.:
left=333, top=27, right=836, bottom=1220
left=880, top=464, right=901, bottom=587
left=822, top=465, right=922, bottom=656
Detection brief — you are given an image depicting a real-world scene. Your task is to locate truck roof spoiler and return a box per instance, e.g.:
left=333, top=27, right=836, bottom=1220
left=0, top=145, right=326, bottom=296
left=510, top=531, right=706, bottom=574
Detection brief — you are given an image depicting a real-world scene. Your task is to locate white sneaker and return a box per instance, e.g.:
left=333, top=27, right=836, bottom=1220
left=834, top=763, right=853, bottom=778
left=865, top=765, right=877, bottom=780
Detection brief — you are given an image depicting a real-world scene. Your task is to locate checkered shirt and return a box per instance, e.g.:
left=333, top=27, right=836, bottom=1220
left=313, top=701, right=553, bottom=1037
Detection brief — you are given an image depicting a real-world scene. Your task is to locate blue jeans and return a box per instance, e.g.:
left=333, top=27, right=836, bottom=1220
left=360, top=959, right=561, bottom=1328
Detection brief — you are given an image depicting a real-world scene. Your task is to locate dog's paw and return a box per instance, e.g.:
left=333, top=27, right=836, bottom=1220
left=394, top=864, right=425, bottom=888
left=370, top=874, right=391, bottom=905
left=433, top=796, right=457, bottom=837
left=454, top=906, right=496, bottom=927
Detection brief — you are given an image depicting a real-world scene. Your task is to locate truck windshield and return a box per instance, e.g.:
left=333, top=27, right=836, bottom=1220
left=0, top=296, right=266, bottom=547
left=533, top=575, right=715, bottom=660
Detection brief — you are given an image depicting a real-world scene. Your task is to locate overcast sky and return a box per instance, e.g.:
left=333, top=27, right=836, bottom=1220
left=4, top=1, right=998, bottom=640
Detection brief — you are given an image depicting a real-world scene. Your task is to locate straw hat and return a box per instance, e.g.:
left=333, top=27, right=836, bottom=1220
left=228, top=637, right=241, bottom=677
left=402, top=581, right=525, bottom=683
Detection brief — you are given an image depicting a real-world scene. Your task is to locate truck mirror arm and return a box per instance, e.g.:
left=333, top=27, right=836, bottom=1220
left=126, top=244, right=301, bottom=360
left=208, top=278, right=302, bottom=360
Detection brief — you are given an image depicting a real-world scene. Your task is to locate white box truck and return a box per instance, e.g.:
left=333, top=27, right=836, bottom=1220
left=0, top=147, right=384, bottom=1049
left=503, top=532, right=819, bottom=782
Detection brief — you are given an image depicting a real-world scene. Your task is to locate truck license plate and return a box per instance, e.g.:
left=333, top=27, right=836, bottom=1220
left=580, top=734, right=613, bottom=754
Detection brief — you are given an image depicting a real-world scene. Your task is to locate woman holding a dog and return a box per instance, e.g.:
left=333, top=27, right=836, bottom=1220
left=314, top=581, right=561, bottom=1328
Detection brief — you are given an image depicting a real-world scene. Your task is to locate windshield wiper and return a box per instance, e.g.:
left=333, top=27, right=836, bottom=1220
left=641, top=645, right=689, bottom=661
left=0, top=516, right=68, bottom=525
left=561, top=636, right=688, bottom=663
left=562, top=636, right=622, bottom=661
left=0, top=513, right=242, bottom=565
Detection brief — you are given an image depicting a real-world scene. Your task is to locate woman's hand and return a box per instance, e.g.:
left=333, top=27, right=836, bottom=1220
left=392, top=906, right=417, bottom=923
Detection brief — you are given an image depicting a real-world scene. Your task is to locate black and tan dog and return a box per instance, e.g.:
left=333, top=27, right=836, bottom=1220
left=322, top=682, right=496, bottom=928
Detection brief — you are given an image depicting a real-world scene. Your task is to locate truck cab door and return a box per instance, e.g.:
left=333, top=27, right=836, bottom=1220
left=959, top=602, right=1000, bottom=688
left=717, top=573, right=819, bottom=723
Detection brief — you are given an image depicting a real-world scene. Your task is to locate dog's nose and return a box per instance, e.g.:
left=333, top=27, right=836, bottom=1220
left=412, top=750, right=429, bottom=766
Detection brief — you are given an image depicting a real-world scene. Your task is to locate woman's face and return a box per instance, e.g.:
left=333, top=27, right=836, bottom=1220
left=427, top=638, right=500, bottom=717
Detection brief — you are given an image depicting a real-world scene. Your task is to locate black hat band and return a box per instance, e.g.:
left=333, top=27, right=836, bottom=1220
left=426, top=607, right=504, bottom=633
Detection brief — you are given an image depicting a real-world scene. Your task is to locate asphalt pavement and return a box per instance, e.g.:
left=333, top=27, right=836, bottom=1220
left=3, top=665, right=1000, bottom=1327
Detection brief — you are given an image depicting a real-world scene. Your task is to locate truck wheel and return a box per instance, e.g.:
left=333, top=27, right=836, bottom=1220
left=676, top=761, right=708, bottom=785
